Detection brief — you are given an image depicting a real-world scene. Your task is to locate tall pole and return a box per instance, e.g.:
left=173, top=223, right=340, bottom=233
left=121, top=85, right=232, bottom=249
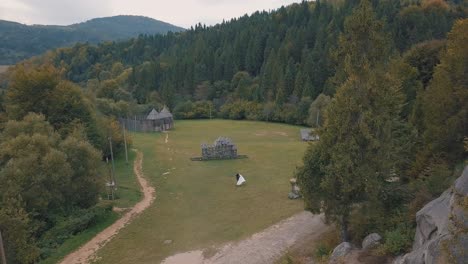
left=108, top=137, right=116, bottom=186
left=316, top=109, right=320, bottom=127
left=134, top=115, right=137, bottom=132
left=0, top=229, right=7, bottom=264
left=209, top=104, right=212, bottom=119
left=123, top=124, right=129, bottom=165
left=106, top=157, right=114, bottom=200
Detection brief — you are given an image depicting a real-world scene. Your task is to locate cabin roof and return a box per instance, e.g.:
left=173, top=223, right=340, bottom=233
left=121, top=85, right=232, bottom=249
left=146, top=107, right=173, bottom=120
left=158, top=106, right=173, bottom=119
left=146, top=109, right=160, bottom=120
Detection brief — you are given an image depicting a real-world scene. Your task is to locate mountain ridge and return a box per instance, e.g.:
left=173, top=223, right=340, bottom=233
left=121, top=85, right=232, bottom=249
left=0, top=15, right=185, bottom=64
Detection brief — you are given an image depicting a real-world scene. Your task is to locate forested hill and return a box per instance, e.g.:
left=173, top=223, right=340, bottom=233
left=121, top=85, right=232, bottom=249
left=0, top=15, right=185, bottom=64
left=43, top=0, right=466, bottom=124
left=0, top=1, right=467, bottom=262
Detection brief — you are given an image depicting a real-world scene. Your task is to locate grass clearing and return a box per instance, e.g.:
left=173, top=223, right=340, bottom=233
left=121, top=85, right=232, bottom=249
left=94, top=120, right=308, bottom=263
left=111, top=150, right=142, bottom=208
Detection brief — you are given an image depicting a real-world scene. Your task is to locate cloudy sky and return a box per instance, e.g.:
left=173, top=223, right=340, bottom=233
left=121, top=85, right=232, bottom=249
left=0, top=0, right=302, bottom=28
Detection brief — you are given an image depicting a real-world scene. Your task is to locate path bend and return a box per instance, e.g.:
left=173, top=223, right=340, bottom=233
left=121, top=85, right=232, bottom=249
left=60, top=149, right=155, bottom=264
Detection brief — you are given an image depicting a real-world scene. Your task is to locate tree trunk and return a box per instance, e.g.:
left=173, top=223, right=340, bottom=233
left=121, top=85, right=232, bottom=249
left=340, top=214, right=350, bottom=242
left=0, top=230, right=7, bottom=264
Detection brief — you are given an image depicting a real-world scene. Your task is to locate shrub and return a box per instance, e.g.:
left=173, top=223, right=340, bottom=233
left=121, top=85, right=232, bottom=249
left=423, top=162, right=453, bottom=196
left=38, top=204, right=113, bottom=259
left=314, top=229, right=341, bottom=261
left=408, top=187, right=432, bottom=221
left=315, top=244, right=330, bottom=258
left=381, top=225, right=414, bottom=255
left=219, top=100, right=262, bottom=120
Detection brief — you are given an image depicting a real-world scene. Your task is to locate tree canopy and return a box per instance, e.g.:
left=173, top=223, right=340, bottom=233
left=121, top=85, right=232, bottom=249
left=29, top=0, right=462, bottom=127
left=0, top=114, right=103, bottom=263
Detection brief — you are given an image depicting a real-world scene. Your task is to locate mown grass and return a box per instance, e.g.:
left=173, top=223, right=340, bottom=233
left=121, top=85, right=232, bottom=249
left=111, top=150, right=142, bottom=208
left=94, top=119, right=308, bottom=264
left=40, top=149, right=140, bottom=263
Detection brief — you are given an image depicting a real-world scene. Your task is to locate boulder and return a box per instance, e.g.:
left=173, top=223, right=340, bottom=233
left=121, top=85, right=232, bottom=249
left=362, top=233, right=382, bottom=249
left=394, top=166, right=468, bottom=264
left=412, top=189, right=451, bottom=249
left=393, top=255, right=405, bottom=264
left=454, top=168, right=468, bottom=196
left=329, top=242, right=355, bottom=263
left=288, top=192, right=301, bottom=199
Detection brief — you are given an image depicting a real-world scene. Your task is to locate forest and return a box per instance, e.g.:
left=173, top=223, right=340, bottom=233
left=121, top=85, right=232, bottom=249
left=39, top=0, right=465, bottom=125
left=0, top=15, right=184, bottom=64
left=0, top=0, right=466, bottom=263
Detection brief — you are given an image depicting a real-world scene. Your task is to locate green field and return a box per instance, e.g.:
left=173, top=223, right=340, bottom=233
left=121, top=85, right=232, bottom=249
left=94, top=120, right=308, bottom=263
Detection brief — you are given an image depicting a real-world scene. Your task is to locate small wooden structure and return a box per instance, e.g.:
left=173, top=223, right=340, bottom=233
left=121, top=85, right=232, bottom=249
left=119, top=107, right=174, bottom=132
left=300, top=129, right=319, bottom=141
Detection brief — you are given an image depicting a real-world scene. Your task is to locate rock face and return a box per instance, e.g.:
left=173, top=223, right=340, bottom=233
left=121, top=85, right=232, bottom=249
left=362, top=233, right=382, bottom=249
left=329, top=242, right=355, bottom=263
left=395, top=165, right=468, bottom=264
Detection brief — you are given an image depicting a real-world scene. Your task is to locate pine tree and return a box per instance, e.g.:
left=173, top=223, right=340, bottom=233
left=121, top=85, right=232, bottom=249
left=284, top=58, right=296, bottom=97
left=419, top=19, right=468, bottom=166
left=293, top=68, right=305, bottom=98
left=297, top=0, right=405, bottom=242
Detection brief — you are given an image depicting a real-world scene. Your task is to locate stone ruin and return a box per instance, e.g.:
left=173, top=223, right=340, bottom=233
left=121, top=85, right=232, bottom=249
left=201, top=137, right=238, bottom=160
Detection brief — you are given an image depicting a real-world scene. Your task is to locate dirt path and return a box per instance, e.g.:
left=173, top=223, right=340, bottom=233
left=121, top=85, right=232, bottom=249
left=60, top=149, right=155, bottom=264
left=162, top=211, right=327, bottom=264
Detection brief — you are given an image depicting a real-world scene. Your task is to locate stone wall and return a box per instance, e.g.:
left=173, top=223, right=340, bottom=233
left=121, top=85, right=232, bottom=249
left=201, top=137, right=238, bottom=160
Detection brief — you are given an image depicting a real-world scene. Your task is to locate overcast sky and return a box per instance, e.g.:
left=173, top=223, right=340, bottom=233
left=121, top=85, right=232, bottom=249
left=0, top=0, right=303, bottom=28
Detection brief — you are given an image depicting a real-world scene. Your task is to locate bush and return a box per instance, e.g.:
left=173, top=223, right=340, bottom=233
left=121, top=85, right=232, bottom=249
left=314, top=229, right=341, bottom=261
left=173, top=101, right=194, bottom=119
left=219, top=100, right=262, bottom=120
left=424, top=162, right=453, bottom=196
left=408, top=187, right=432, bottom=221
left=381, top=225, right=414, bottom=255
left=96, top=98, right=130, bottom=117
left=173, top=100, right=214, bottom=119
left=38, top=205, right=113, bottom=259
left=315, top=244, right=330, bottom=259
left=95, top=116, right=130, bottom=158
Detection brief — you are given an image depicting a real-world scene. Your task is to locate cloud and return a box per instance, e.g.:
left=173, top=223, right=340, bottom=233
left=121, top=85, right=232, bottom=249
left=1, top=0, right=302, bottom=27
left=1, top=0, right=111, bottom=25
left=108, top=0, right=301, bottom=27
left=0, top=0, right=33, bottom=23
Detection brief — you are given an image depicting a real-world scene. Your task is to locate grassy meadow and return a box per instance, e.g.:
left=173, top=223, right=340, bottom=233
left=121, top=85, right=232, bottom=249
left=93, top=119, right=309, bottom=263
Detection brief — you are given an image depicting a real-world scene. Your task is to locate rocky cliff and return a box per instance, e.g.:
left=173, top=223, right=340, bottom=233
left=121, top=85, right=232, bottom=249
left=395, top=165, right=468, bottom=264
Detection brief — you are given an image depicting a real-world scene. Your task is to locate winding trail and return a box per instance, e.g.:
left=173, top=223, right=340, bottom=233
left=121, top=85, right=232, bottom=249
left=162, top=211, right=328, bottom=264
left=60, top=149, right=155, bottom=264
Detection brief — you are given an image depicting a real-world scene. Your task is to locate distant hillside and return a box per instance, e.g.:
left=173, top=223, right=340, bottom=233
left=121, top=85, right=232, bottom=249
left=0, top=15, right=185, bottom=64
